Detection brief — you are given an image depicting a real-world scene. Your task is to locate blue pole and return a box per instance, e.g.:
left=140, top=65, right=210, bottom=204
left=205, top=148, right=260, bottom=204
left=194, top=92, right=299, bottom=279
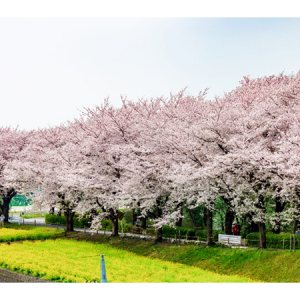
left=101, top=254, right=108, bottom=283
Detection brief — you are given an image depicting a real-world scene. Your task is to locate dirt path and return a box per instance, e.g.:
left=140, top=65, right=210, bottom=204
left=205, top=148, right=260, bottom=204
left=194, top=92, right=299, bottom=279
left=0, top=268, right=52, bottom=282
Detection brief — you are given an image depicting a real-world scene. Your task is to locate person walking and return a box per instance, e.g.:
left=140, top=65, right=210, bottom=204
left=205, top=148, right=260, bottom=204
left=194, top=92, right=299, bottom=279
left=0, top=214, right=5, bottom=228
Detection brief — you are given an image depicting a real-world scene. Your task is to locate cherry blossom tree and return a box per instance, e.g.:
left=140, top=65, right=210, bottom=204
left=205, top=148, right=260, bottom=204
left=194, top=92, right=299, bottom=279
left=0, top=127, right=33, bottom=221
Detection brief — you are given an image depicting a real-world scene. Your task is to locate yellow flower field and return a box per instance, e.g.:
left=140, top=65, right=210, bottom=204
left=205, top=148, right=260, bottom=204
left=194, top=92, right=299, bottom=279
left=0, top=227, right=63, bottom=242
left=0, top=239, right=256, bottom=282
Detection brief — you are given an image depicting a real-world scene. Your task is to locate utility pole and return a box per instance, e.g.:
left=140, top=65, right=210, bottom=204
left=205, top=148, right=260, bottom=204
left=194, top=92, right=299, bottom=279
left=101, top=254, right=108, bottom=283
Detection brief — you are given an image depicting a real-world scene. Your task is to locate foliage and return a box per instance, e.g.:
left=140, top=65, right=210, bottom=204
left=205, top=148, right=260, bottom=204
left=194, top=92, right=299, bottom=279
left=100, top=219, right=132, bottom=233
left=162, top=225, right=223, bottom=241
left=45, top=214, right=89, bottom=228
left=213, top=197, right=227, bottom=231
left=182, top=206, right=204, bottom=228
left=246, top=232, right=300, bottom=249
left=123, top=210, right=133, bottom=224
left=0, top=239, right=254, bottom=282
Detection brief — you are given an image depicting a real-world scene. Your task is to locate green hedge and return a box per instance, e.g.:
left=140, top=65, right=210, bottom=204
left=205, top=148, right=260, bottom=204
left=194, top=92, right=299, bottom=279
left=246, top=232, right=300, bottom=249
left=101, top=219, right=133, bottom=233
left=162, top=225, right=223, bottom=241
left=45, top=215, right=135, bottom=232
left=45, top=214, right=90, bottom=228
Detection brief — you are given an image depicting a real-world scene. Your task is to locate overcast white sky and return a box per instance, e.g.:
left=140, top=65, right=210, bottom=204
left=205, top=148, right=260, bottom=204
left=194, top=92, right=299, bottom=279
left=1, top=16, right=300, bottom=130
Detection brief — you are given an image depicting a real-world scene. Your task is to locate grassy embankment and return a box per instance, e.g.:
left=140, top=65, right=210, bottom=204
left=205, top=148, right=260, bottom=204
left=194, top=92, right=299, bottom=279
left=0, top=238, right=254, bottom=283
left=0, top=226, right=298, bottom=282
left=70, top=234, right=300, bottom=283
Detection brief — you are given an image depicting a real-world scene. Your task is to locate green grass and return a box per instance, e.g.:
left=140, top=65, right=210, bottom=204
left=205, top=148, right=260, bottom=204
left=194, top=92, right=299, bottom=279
left=0, top=239, right=255, bottom=282
left=21, top=214, right=44, bottom=219
left=71, top=234, right=300, bottom=282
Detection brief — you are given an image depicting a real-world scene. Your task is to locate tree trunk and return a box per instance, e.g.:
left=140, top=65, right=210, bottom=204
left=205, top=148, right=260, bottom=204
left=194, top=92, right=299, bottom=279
left=2, top=198, right=10, bottom=223
left=206, top=208, right=214, bottom=246
left=1, top=189, right=17, bottom=222
left=258, top=223, right=267, bottom=249
left=203, top=206, right=208, bottom=229
left=272, top=223, right=281, bottom=234
left=49, top=207, right=54, bottom=215
left=89, top=208, right=97, bottom=223
left=155, top=227, right=163, bottom=243
left=175, top=205, right=183, bottom=227
left=141, top=216, right=147, bottom=229
left=109, top=208, right=119, bottom=237
left=249, top=220, right=259, bottom=233
left=175, top=218, right=182, bottom=227
left=154, top=196, right=163, bottom=243
left=293, top=220, right=298, bottom=235
left=111, top=216, right=119, bottom=237
left=132, top=209, right=137, bottom=225
left=272, top=198, right=285, bottom=234
left=225, top=209, right=235, bottom=235
left=65, top=208, right=75, bottom=232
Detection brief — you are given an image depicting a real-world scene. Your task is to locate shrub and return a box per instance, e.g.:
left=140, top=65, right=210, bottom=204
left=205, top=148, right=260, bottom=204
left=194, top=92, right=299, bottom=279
left=119, top=222, right=132, bottom=233
left=101, top=219, right=112, bottom=230
left=45, top=214, right=89, bottom=228
left=146, top=228, right=156, bottom=236
left=45, top=214, right=66, bottom=226
left=74, top=217, right=89, bottom=228
left=162, top=225, right=223, bottom=241
left=162, top=226, right=177, bottom=237
left=246, top=232, right=300, bottom=249
left=123, top=210, right=133, bottom=224
left=130, top=226, right=143, bottom=234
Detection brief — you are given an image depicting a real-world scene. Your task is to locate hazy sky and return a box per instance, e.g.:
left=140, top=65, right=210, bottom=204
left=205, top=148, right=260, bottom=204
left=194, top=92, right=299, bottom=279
left=1, top=17, right=300, bottom=130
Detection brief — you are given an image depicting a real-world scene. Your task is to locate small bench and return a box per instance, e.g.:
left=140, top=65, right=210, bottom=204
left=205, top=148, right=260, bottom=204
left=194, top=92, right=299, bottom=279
left=8, top=217, right=22, bottom=225
left=218, top=234, right=241, bottom=245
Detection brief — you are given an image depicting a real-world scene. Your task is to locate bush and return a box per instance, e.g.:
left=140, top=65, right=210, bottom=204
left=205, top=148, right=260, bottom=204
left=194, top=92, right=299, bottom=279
left=162, top=226, right=177, bottom=237
left=162, top=225, right=223, bottom=241
left=74, top=216, right=89, bottom=228
left=45, top=214, right=89, bottom=228
left=130, top=226, right=143, bottom=234
left=146, top=228, right=156, bottom=236
left=45, top=214, right=66, bottom=226
left=119, top=222, right=132, bottom=233
left=123, top=210, right=133, bottom=224
left=101, top=219, right=112, bottom=230
left=246, top=232, right=300, bottom=249
left=99, top=219, right=132, bottom=233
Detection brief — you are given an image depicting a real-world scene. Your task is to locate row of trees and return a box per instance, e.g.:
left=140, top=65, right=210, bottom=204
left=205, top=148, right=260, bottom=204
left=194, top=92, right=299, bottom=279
left=1, top=73, right=300, bottom=248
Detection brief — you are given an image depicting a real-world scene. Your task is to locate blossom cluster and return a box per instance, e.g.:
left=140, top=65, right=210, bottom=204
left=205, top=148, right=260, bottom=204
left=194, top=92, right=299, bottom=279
left=2, top=73, right=300, bottom=234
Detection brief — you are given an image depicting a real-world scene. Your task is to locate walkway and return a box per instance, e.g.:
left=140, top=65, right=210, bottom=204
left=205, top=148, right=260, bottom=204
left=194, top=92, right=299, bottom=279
left=8, top=214, right=155, bottom=240
left=0, top=268, right=52, bottom=282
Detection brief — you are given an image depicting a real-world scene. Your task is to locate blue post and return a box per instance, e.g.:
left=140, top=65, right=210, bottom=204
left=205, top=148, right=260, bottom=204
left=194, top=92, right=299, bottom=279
left=101, top=254, right=108, bottom=283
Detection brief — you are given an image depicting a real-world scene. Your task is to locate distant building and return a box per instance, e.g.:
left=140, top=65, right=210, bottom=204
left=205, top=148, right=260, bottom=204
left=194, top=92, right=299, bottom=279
left=9, top=194, right=32, bottom=206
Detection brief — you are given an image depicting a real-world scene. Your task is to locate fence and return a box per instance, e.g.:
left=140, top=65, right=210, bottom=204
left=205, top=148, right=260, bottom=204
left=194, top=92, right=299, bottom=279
left=246, top=234, right=300, bottom=251
left=8, top=217, right=300, bottom=251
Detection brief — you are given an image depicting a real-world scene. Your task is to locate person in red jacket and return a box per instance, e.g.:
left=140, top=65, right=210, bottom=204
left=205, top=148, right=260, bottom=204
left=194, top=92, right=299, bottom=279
left=232, top=223, right=240, bottom=235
